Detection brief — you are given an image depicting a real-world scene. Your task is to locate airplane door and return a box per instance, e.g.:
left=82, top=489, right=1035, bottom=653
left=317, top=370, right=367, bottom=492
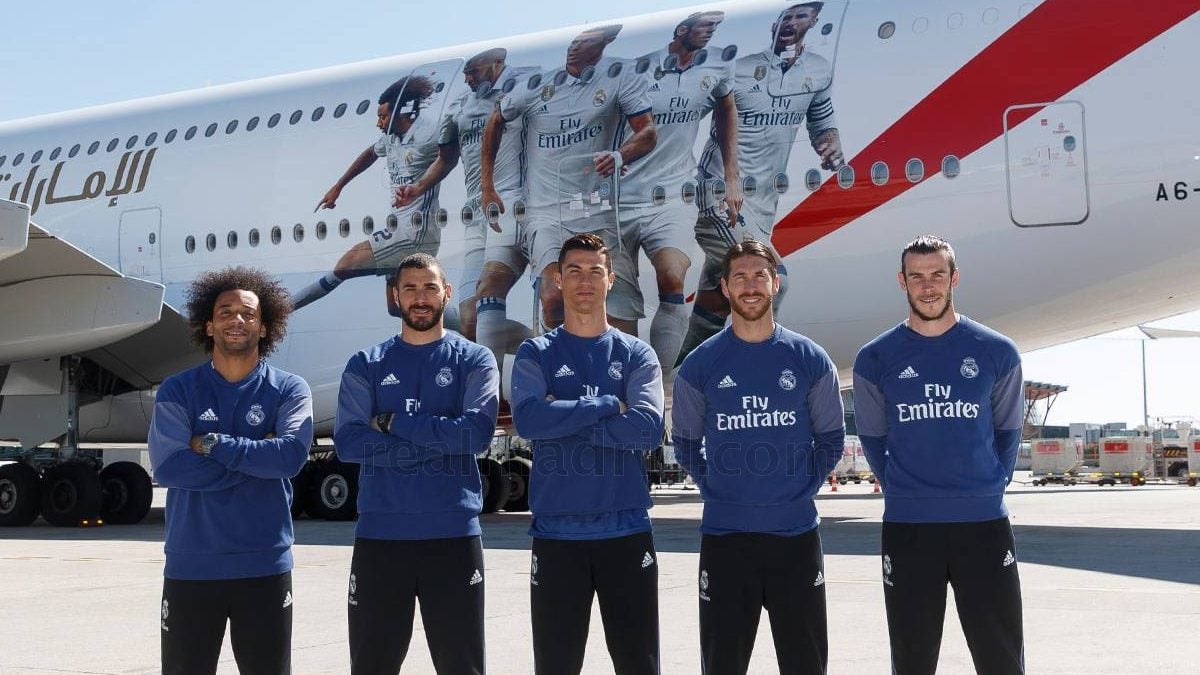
left=1004, top=101, right=1090, bottom=227
left=118, top=207, right=162, bottom=283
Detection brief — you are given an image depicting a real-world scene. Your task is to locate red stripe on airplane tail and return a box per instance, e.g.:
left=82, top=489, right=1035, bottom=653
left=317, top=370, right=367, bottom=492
left=772, top=0, right=1200, bottom=257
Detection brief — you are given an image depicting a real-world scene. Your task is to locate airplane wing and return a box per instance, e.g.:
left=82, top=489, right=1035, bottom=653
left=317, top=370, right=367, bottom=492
left=0, top=203, right=172, bottom=366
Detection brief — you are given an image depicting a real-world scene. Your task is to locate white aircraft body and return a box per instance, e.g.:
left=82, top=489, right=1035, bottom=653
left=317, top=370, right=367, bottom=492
left=2, top=0, right=1198, bottom=524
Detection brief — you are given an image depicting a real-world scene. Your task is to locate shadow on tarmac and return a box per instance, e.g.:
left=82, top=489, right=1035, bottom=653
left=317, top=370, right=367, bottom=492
left=6, top=503, right=1198, bottom=586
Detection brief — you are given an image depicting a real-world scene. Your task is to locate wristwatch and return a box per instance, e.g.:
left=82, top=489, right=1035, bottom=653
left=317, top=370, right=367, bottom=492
left=199, top=432, right=220, bottom=455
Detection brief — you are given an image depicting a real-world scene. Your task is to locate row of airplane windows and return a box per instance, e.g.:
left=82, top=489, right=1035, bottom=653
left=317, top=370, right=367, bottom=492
left=0, top=100, right=374, bottom=169
left=180, top=154, right=962, bottom=255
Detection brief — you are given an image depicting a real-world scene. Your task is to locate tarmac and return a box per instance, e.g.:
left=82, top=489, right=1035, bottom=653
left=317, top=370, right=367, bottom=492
left=1, top=472, right=1198, bottom=674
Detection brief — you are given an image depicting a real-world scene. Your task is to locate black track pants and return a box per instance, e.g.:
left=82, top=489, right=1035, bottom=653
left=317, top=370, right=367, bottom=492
left=348, top=536, right=486, bottom=675
left=881, top=518, right=1024, bottom=675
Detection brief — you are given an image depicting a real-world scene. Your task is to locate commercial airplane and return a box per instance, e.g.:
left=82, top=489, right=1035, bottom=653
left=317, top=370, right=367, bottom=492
left=2, top=0, right=1198, bottom=527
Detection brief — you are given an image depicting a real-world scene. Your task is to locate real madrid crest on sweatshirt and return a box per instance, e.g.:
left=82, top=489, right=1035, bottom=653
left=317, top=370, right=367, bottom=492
left=333, top=332, right=499, bottom=540
left=148, top=361, right=314, bottom=581
left=672, top=325, right=845, bottom=535
left=852, top=316, right=1024, bottom=523
left=510, top=327, right=665, bottom=540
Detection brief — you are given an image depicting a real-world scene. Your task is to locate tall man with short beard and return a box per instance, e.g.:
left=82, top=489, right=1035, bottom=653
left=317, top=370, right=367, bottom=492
left=672, top=240, right=844, bottom=674
left=334, top=253, right=499, bottom=674
left=853, top=235, right=1025, bottom=675
left=149, top=266, right=313, bottom=675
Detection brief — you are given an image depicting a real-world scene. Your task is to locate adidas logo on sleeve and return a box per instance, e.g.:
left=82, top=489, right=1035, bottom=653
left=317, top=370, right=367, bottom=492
left=198, top=408, right=218, bottom=422
left=717, top=375, right=737, bottom=389
left=898, top=366, right=919, bottom=379
left=555, top=365, right=575, bottom=378
left=380, top=373, right=401, bottom=386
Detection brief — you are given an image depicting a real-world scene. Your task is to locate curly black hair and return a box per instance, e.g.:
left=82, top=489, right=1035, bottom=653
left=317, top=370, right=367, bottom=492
left=184, top=266, right=293, bottom=356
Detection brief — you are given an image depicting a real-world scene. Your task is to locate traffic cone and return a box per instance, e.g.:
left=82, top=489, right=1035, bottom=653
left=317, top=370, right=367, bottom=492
left=829, top=474, right=838, bottom=492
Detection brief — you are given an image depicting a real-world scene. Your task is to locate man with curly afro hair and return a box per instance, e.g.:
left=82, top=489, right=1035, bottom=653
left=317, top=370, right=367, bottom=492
left=149, top=265, right=313, bottom=675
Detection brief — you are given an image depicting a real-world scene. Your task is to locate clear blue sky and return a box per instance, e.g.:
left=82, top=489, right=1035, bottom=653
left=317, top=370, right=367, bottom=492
left=5, top=0, right=1198, bottom=429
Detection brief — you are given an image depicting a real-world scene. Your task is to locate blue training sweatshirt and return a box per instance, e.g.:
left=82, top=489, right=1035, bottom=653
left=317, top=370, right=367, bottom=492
left=148, top=361, right=313, bottom=581
left=852, top=316, right=1024, bottom=523
left=333, top=332, right=499, bottom=540
left=510, top=326, right=665, bottom=540
left=672, top=324, right=845, bottom=535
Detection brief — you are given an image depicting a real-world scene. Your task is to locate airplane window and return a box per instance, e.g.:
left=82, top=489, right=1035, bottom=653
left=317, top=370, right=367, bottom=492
left=434, top=208, right=448, bottom=228
left=125, top=136, right=138, bottom=150
left=837, top=165, right=855, bottom=189
left=982, top=7, right=999, bottom=25
left=502, top=79, right=516, bottom=93
left=878, top=22, right=896, bottom=39
left=721, top=45, right=737, bottom=61
left=461, top=206, right=474, bottom=225
left=942, top=155, right=960, bottom=178
left=0, top=155, right=6, bottom=167
left=69, top=144, right=81, bottom=158
left=145, top=133, right=157, bottom=146
left=246, top=117, right=260, bottom=132
left=271, top=226, right=282, bottom=244
left=805, top=169, right=821, bottom=191
left=356, top=99, right=370, bottom=115
left=249, top=228, right=260, bottom=247
left=289, top=110, right=303, bottom=125
left=11, top=153, right=22, bottom=166
left=906, top=158, right=925, bottom=183
left=553, top=70, right=568, bottom=86
left=635, top=58, right=651, bottom=74
left=50, top=147, right=62, bottom=160
left=821, top=23, right=834, bottom=36
left=107, top=138, right=120, bottom=152
left=607, top=62, right=623, bottom=78
left=681, top=181, right=697, bottom=204
left=743, top=176, right=757, bottom=197
left=913, top=17, right=929, bottom=33
left=227, top=231, right=238, bottom=249
left=871, top=161, right=890, bottom=186
left=1019, top=3, right=1035, bottom=17
left=948, top=12, right=965, bottom=29
left=88, top=141, right=100, bottom=155
left=514, top=199, right=527, bottom=221
left=651, top=185, right=666, bottom=206
left=663, top=55, right=678, bottom=72
left=710, top=179, right=727, bottom=203
left=311, top=107, right=325, bottom=122
left=293, top=223, right=304, bottom=242
left=1063, top=136, right=1077, bottom=152
left=334, top=103, right=348, bottom=118
left=411, top=212, right=423, bottom=230
left=205, top=123, right=218, bottom=137
left=316, top=221, right=328, bottom=240
left=486, top=202, right=500, bottom=226
left=338, top=218, right=350, bottom=237
left=31, top=150, right=43, bottom=164
left=268, top=113, right=281, bottom=128
left=185, top=236, right=196, bottom=254
left=362, top=215, right=374, bottom=234
left=185, top=126, right=198, bottom=140
left=225, top=120, right=238, bottom=135
left=165, top=129, right=178, bottom=143
left=775, top=173, right=791, bottom=194
left=206, top=233, right=217, bottom=252
left=527, top=73, right=543, bottom=90
left=695, top=50, right=708, bottom=66
left=387, top=214, right=399, bottom=232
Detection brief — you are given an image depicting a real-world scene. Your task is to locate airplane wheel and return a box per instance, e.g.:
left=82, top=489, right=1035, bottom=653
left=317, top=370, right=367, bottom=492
left=41, top=463, right=102, bottom=527
left=1188, top=477, right=1197, bottom=487
left=0, top=463, right=42, bottom=526
left=99, top=462, right=153, bottom=524
left=310, top=460, right=358, bottom=521
left=502, top=457, right=532, bottom=512
left=478, top=458, right=510, bottom=514
left=289, top=461, right=316, bottom=519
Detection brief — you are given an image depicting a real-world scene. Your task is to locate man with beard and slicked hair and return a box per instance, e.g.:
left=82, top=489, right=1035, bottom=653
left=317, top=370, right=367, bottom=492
left=672, top=240, right=844, bottom=674
left=333, top=252, right=499, bottom=674
left=853, top=235, right=1025, bottom=675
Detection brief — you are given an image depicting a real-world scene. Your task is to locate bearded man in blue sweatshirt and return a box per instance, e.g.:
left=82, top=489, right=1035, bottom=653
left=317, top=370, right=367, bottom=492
left=672, top=240, right=845, bottom=674
left=148, top=266, right=313, bottom=675
left=853, top=235, right=1025, bottom=675
left=333, top=252, right=498, bottom=675
left=511, top=232, right=665, bottom=675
